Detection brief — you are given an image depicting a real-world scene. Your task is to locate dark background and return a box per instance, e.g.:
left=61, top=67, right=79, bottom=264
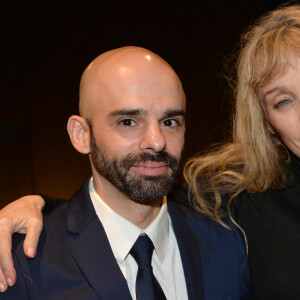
left=0, top=0, right=289, bottom=207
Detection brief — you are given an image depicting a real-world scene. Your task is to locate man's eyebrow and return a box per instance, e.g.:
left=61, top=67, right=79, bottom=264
left=162, top=109, right=186, bottom=119
left=109, top=108, right=186, bottom=118
left=109, top=109, right=149, bottom=117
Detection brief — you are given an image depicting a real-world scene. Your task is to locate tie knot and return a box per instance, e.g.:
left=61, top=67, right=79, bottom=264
left=130, top=235, right=154, bottom=267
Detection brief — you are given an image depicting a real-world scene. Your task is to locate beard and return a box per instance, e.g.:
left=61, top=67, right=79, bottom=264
left=88, top=125, right=181, bottom=203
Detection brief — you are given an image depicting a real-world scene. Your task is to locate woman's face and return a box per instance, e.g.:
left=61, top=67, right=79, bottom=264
left=260, top=53, right=300, bottom=158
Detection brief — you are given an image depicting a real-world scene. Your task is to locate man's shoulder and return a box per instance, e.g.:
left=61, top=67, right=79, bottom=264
left=169, top=199, right=235, bottom=235
left=167, top=185, right=252, bottom=299
left=12, top=178, right=91, bottom=256
left=168, top=184, right=232, bottom=230
left=168, top=188, right=245, bottom=260
left=12, top=201, right=69, bottom=257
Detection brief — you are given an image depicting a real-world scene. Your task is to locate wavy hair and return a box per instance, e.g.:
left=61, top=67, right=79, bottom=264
left=184, top=4, right=300, bottom=228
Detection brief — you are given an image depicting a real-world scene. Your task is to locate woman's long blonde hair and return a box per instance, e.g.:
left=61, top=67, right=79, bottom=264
left=184, top=4, right=300, bottom=227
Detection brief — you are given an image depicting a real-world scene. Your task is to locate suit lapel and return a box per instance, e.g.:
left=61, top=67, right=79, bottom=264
left=66, top=178, right=132, bottom=300
left=168, top=201, right=205, bottom=300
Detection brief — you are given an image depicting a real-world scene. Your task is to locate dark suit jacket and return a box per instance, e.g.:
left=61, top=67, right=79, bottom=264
left=4, top=178, right=253, bottom=299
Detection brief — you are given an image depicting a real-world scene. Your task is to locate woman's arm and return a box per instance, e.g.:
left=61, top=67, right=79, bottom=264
left=0, top=195, right=66, bottom=292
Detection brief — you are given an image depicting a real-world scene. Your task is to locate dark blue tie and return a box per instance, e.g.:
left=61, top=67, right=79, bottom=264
left=130, top=235, right=167, bottom=300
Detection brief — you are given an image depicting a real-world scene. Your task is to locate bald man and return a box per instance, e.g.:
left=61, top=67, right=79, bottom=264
left=1, top=47, right=252, bottom=299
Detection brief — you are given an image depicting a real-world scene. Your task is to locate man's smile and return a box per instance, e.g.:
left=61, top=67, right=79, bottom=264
left=132, top=162, right=168, bottom=176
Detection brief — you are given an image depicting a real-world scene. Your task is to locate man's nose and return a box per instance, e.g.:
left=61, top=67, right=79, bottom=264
left=139, top=123, right=166, bottom=153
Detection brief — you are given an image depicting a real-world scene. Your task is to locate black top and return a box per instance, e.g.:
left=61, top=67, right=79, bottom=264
left=231, top=153, right=300, bottom=300
left=43, top=156, right=300, bottom=299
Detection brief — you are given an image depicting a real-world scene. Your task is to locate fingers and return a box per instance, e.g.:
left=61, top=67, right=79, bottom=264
left=0, top=229, right=16, bottom=292
left=0, top=195, right=45, bottom=291
left=0, top=258, right=17, bottom=293
left=4, top=268, right=17, bottom=290
left=23, top=218, right=43, bottom=259
left=0, top=268, right=8, bottom=293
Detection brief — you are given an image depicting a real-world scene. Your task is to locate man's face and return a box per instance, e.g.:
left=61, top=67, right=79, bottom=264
left=88, top=71, right=186, bottom=202
left=89, top=121, right=181, bottom=202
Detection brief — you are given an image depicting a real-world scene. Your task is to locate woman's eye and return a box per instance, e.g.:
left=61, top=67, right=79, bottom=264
left=274, top=99, right=290, bottom=109
left=162, top=119, right=178, bottom=127
left=119, top=119, right=136, bottom=127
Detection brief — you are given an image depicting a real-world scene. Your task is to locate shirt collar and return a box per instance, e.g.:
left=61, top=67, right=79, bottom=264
left=88, top=177, right=169, bottom=264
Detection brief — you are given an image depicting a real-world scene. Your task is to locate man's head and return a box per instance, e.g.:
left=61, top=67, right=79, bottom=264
left=67, top=46, right=186, bottom=203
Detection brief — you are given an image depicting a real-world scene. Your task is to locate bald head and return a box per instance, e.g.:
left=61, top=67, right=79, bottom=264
left=79, top=46, right=185, bottom=118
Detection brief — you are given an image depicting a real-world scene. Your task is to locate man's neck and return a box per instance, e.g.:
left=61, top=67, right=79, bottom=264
left=92, top=174, right=164, bottom=229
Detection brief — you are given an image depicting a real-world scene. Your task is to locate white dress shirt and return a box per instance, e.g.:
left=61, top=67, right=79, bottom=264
left=89, top=178, right=188, bottom=300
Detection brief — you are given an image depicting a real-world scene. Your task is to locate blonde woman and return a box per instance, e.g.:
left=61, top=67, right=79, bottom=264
left=185, top=5, right=300, bottom=299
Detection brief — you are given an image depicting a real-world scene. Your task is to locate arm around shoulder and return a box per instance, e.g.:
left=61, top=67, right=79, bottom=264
left=0, top=194, right=66, bottom=291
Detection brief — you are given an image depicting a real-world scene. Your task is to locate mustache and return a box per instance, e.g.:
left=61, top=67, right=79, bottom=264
left=121, top=152, right=179, bottom=171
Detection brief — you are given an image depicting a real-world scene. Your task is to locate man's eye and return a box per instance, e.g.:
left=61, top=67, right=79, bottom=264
left=162, top=119, right=178, bottom=127
left=119, top=119, right=136, bottom=126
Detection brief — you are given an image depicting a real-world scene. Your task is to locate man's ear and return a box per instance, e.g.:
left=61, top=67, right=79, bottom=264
left=67, top=115, right=91, bottom=154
